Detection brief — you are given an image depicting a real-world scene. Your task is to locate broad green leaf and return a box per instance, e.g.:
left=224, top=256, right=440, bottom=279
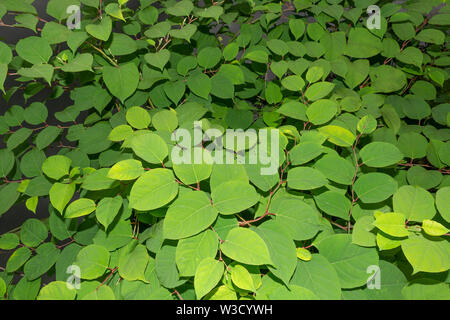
left=96, top=196, right=122, bottom=230
left=65, top=198, right=96, bottom=219
left=42, top=155, right=72, bottom=180
left=131, top=132, right=169, bottom=164
left=354, top=173, right=398, bottom=204
left=129, top=169, right=178, bottom=211
left=290, top=254, right=341, bottom=300
left=49, top=182, right=76, bottom=214
left=20, top=218, right=48, bottom=247
left=126, top=106, right=151, bottom=129
left=287, top=167, right=328, bottom=190
left=318, top=125, right=355, bottom=147
left=401, top=236, right=450, bottom=274
left=316, top=234, right=379, bottom=289
left=175, top=230, right=218, bottom=277
left=107, top=159, right=144, bottom=180
left=360, top=142, right=403, bottom=167
left=103, top=63, right=139, bottom=103
left=118, top=243, right=149, bottom=281
left=274, top=199, right=321, bottom=241
left=393, top=185, right=436, bottom=222
left=145, top=49, right=170, bottom=71
left=75, top=244, right=110, bottom=279
left=211, top=181, right=259, bottom=215
left=194, top=258, right=224, bottom=299
left=16, top=37, right=52, bottom=64
left=163, top=191, right=218, bottom=240
left=37, top=281, right=76, bottom=300
left=252, top=220, right=297, bottom=285
left=221, top=228, right=273, bottom=266
left=373, top=212, right=409, bottom=237
left=422, top=220, right=448, bottom=237
left=86, top=15, right=112, bottom=41
left=306, top=99, right=338, bottom=125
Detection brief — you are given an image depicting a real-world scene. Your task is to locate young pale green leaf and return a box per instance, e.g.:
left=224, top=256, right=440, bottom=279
left=65, top=198, right=96, bottom=219
left=107, top=159, right=144, bottom=180
left=126, top=106, right=151, bottom=129
left=373, top=212, right=409, bottom=238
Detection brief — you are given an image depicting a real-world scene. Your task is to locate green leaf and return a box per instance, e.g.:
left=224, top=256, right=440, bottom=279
left=0, top=233, right=19, bottom=250
left=316, top=234, right=379, bottom=289
left=422, top=220, right=448, bottom=237
left=436, top=187, right=450, bottom=222
left=166, top=0, right=193, bottom=16
left=96, top=196, right=122, bottom=230
left=129, top=169, right=178, bottom=211
left=75, top=244, right=110, bottom=279
left=287, top=167, right=328, bottom=190
left=318, top=125, right=355, bottom=147
left=198, top=47, right=222, bottom=69
left=314, top=191, right=351, bottom=221
left=118, top=243, right=149, bottom=281
left=6, top=247, right=31, bottom=272
left=175, top=230, right=218, bottom=277
left=373, top=212, right=409, bottom=237
left=231, top=264, right=256, bottom=291
left=274, top=199, right=321, bottom=241
left=0, top=149, right=14, bottom=177
left=24, top=243, right=59, bottom=280
left=221, top=227, right=273, bottom=266
left=86, top=15, right=112, bottom=41
left=42, top=155, right=72, bottom=180
left=401, top=236, right=450, bottom=274
left=131, top=132, right=168, bottom=164
left=37, top=281, right=76, bottom=300
left=145, top=49, right=170, bottom=71
left=61, top=53, right=93, bottom=73
left=103, top=63, right=139, bottom=103
left=49, top=182, right=76, bottom=214
left=194, top=258, right=224, bottom=299
left=360, top=142, right=403, bottom=167
left=15, top=37, right=52, bottom=64
left=306, top=99, right=338, bottom=125
left=169, top=24, right=197, bottom=42
left=65, top=198, right=96, bottom=219
left=305, top=82, right=335, bottom=101
left=289, top=19, right=305, bottom=40
left=281, top=75, right=305, bottom=91
left=152, top=109, right=178, bottom=132
left=187, top=72, right=211, bottom=99
left=18, top=64, right=54, bottom=85
left=344, top=28, right=382, bottom=58
left=370, top=65, right=407, bottom=93
left=252, top=220, right=297, bottom=285
left=107, top=159, right=144, bottom=180
left=352, top=215, right=376, bottom=247
left=354, top=172, right=398, bottom=204
left=163, top=191, right=218, bottom=240
left=211, top=181, right=260, bottom=215
left=20, top=218, right=48, bottom=247
left=393, top=185, right=436, bottom=222
left=290, top=254, right=341, bottom=300
left=415, top=29, right=445, bottom=45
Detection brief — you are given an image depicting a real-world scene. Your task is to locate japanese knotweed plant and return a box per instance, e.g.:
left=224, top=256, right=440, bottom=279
left=0, top=0, right=449, bottom=301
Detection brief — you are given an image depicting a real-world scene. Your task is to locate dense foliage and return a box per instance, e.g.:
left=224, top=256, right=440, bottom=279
left=0, top=0, right=449, bottom=300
